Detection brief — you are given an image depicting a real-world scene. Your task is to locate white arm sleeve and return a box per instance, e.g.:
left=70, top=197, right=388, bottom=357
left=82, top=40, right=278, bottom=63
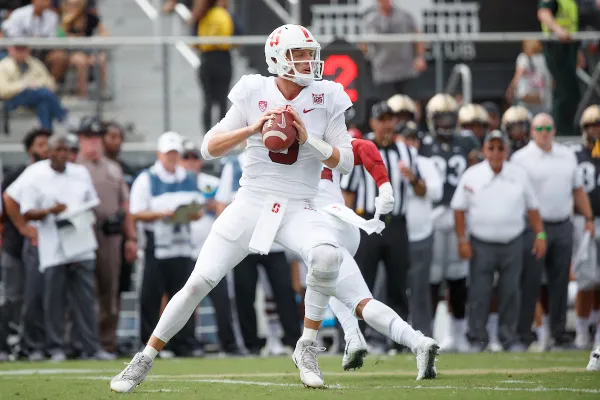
left=324, top=113, right=353, bottom=175
left=201, top=104, right=247, bottom=161
left=420, top=157, right=443, bottom=202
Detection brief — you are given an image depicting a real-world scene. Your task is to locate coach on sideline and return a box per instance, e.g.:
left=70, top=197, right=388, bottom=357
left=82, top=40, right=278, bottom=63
left=512, top=113, right=594, bottom=348
left=451, top=130, right=546, bottom=351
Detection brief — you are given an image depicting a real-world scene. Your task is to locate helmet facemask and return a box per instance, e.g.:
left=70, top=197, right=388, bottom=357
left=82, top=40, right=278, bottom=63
left=433, top=112, right=457, bottom=137
left=275, top=46, right=323, bottom=87
left=583, top=121, right=600, bottom=157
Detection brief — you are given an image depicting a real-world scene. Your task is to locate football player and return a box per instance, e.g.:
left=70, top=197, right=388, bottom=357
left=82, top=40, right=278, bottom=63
left=573, top=105, right=600, bottom=350
left=111, top=24, right=354, bottom=392
left=420, top=93, right=480, bottom=353
left=501, top=105, right=532, bottom=154
left=319, top=137, right=438, bottom=379
left=458, top=103, right=490, bottom=147
left=387, top=94, right=418, bottom=128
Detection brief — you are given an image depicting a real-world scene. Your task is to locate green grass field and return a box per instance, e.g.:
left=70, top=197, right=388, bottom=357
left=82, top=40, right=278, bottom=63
left=0, top=351, right=598, bottom=399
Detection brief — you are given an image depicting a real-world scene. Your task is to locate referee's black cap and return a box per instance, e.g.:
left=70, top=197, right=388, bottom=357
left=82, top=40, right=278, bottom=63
left=371, top=101, right=394, bottom=120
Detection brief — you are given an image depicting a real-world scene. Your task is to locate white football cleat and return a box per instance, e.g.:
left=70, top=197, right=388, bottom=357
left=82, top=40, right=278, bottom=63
left=415, top=337, right=439, bottom=380
left=575, top=332, right=591, bottom=350
left=342, top=330, right=368, bottom=371
left=487, top=339, right=504, bottom=353
left=110, top=352, right=153, bottom=393
left=587, top=347, right=600, bottom=372
left=292, top=339, right=326, bottom=388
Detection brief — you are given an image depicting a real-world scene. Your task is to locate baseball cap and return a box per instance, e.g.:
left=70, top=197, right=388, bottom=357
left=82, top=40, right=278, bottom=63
left=157, top=131, right=183, bottom=154
left=182, top=140, right=200, bottom=158
left=484, top=129, right=509, bottom=145
left=371, top=101, right=394, bottom=120
left=77, top=116, right=105, bottom=136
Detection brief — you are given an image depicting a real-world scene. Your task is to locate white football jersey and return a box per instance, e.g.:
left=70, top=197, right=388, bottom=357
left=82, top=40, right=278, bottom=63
left=214, top=74, right=353, bottom=200
left=315, top=166, right=344, bottom=208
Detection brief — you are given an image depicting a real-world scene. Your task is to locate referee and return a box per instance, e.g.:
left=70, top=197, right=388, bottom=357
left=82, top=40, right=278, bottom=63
left=341, top=101, right=420, bottom=324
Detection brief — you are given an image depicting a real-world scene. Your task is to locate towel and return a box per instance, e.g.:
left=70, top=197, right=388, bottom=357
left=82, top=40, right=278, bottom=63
left=321, top=204, right=384, bottom=235
left=249, top=195, right=288, bottom=255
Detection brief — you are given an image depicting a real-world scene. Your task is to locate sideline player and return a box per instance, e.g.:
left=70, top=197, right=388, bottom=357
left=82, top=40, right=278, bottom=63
left=111, top=24, right=354, bottom=392
left=320, top=137, right=439, bottom=379
left=420, top=94, right=479, bottom=353
left=573, top=105, right=600, bottom=350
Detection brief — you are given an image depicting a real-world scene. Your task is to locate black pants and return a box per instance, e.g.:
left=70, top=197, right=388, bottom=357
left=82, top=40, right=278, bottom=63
left=206, top=275, right=238, bottom=352
left=234, top=252, right=301, bottom=351
left=354, top=215, right=411, bottom=321
left=140, top=233, right=195, bottom=356
left=198, top=50, right=232, bottom=131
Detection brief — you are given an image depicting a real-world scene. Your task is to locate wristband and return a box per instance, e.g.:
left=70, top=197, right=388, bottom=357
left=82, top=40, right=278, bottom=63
left=536, top=232, right=547, bottom=240
left=303, top=134, right=333, bottom=161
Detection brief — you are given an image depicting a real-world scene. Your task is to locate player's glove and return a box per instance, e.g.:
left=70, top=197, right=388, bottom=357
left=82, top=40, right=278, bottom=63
left=374, top=182, right=394, bottom=216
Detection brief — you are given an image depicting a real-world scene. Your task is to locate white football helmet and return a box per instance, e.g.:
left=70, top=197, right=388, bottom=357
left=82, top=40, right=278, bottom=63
left=265, top=24, right=323, bottom=86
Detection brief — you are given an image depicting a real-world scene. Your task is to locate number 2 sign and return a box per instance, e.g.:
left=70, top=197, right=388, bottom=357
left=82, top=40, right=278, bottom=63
left=321, top=39, right=366, bottom=125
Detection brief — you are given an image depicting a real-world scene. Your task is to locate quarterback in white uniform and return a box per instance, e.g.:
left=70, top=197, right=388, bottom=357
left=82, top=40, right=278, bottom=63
left=111, top=24, right=355, bottom=392
left=317, top=138, right=439, bottom=379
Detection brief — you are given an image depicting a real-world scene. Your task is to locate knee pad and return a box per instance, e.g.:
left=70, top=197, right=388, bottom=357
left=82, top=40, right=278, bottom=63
left=305, top=244, right=343, bottom=296
left=447, top=278, right=467, bottom=319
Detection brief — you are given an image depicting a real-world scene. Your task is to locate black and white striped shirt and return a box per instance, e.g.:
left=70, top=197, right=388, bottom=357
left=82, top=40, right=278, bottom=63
left=341, top=136, right=417, bottom=216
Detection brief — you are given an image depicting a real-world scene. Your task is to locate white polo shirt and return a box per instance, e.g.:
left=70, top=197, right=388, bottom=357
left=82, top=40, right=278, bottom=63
left=8, top=160, right=98, bottom=270
left=2, top=5, right=59, bottom=38
left=511, top=141, right=582, bottom=222
left=406, top=155, right=444, bottom=242
left=451, top=160, right=539, bottom=244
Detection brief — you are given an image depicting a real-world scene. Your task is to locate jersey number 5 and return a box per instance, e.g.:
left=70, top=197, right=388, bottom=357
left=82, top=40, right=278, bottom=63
left=269, top=141, right=299, bottom=165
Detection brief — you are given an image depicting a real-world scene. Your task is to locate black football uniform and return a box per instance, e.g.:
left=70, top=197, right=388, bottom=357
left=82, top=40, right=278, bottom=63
left=420, top=132, right=480, bottom=206
left=575, top=145, right=600, bottom=217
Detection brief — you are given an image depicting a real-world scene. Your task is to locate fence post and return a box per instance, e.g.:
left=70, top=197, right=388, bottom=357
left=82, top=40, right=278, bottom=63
left=434, top=41, right=444, bottom=94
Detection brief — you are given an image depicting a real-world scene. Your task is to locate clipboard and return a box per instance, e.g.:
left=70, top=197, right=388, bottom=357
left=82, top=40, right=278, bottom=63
left=170, top=201, right=204, bottom=224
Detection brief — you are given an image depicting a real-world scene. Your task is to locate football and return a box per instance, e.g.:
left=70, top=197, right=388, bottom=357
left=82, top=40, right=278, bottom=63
left=262, top=111, right=298, bottom=152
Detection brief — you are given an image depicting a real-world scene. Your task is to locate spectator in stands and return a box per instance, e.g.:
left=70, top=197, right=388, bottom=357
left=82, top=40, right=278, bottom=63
left=12, top=134, right=109, bottom=361
left=362, top=0, right=426, bottom=102
left=76, top=116, right=136, bottom=358
left=0, top=45, right=71, bottom=131
left=215, top=152, right=301, bottom=356
left=2, top=0, right=70, bottom=81
left=506, top=40, right=552, bottom=116
left=452, top=130, right=545, bottom=352
left=195, top=0, right=233, bottom=132
left=60, top=0, right=107, bottom=99
left=130, top=132, right=204, bottom=357
left=512, top=113, right=594, bottom=349
left=53, top=0, right=96, bottom=14
left=537, top=0, right=581, bottom=135
left=0, top=127, right=50, bottom=361
left=180, top=140, right=242, bottom=356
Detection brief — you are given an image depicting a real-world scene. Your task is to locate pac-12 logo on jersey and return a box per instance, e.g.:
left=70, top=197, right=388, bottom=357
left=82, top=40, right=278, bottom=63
left=312, top=93, right=324, bottom=105
left=259, top=101, right=268, bottom=112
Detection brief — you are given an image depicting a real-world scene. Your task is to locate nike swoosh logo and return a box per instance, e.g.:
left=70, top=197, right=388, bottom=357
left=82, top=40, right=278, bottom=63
left=303, top=108, right=315, bottom=113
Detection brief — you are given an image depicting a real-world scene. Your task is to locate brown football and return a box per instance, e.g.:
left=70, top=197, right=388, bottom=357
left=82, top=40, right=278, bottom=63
left=262, top=111, right=298, bottom=153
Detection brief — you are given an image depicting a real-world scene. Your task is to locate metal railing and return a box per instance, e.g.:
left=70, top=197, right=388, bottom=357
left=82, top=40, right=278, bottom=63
left=445, top=64, right=473, bottom=104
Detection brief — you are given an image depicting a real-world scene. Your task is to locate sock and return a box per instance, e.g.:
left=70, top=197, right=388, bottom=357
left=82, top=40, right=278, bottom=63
left=304, top=287, right=330, bottom=322
left=143, top=346, right=158, bottom=360
left=576, top=317, right=590, bottom=336
left=300, top=328, right=318, bottom=342
left=595, top=323, right=600, bottom=345
left=589, top=310, right=598, bottom=326
left=487, top=313, right=499, bottom=342
left=537, top=314, right=549, bottom=343
left=361, top=300, right=423, bottom=353
left=329, top=297, right=361, bottom=340
left=452, top=318, right=467, bottom=338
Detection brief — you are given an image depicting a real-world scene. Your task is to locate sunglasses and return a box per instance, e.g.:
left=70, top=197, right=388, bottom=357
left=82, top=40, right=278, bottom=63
left=534, top=125, right=553, bottom=132
left=183, top=153, right=200, bottom=160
